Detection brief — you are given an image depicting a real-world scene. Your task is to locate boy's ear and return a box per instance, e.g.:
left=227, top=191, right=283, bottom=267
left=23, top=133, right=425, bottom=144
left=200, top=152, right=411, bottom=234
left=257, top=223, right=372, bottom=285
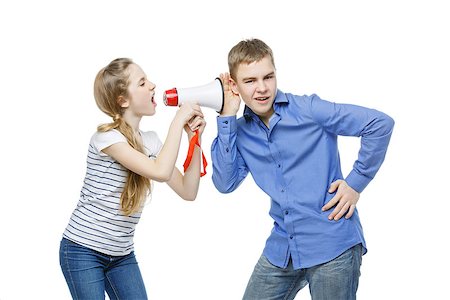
left=230, top=78, right=240, bottom=95
left=117, top=96, right=129, bottom=108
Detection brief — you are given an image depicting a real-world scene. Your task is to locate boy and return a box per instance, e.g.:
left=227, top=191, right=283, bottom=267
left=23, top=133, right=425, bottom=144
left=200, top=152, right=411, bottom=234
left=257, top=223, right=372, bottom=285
left=211, top=38, right=394, bottom=299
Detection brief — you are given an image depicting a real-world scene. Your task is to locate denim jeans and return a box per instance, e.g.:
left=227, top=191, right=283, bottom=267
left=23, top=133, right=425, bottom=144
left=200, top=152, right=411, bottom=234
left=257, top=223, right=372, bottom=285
left=59, top=238, right=148, bottom=299
left=243, top=243, right=363, bottom=300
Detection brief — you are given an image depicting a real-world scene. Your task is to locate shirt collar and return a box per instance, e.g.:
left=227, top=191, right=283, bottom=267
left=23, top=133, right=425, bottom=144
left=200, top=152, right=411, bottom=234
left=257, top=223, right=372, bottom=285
left=243, top=89, right=288, bottom=119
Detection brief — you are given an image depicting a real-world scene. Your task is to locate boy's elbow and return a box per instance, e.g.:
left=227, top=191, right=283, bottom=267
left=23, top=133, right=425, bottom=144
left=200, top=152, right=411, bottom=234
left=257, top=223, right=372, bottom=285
left=384, top=113, right=395, bottom=128
left=216, top=186, right=233, bottom=194
left=370, top=112, right=395, bottom=137
left=212, top=177, right=234, bottom=194
left=382, top=114, right=395, bottom=135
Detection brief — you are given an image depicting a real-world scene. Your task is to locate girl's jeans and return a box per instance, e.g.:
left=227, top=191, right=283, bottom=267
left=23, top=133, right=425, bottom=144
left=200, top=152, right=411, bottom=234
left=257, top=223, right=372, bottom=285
left=59, top=238, right=148, bottom=299
left=243, top=243, right=363, bottom=300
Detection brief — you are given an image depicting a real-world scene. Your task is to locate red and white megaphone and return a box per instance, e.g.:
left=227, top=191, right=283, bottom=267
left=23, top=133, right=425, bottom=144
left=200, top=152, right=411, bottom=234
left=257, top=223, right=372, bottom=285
left=163, top=78, right=224, bottom=113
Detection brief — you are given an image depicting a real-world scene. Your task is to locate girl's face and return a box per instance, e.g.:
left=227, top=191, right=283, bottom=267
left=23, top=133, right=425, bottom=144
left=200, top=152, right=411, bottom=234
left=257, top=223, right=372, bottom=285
left=125, top=63, right=157, bottom=117
left=231, top=55, right=277, bottom=123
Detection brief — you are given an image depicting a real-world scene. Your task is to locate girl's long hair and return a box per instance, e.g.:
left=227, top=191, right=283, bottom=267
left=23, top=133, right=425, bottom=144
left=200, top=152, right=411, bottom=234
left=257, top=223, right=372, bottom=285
left=93, top=58, right=151, bottom=216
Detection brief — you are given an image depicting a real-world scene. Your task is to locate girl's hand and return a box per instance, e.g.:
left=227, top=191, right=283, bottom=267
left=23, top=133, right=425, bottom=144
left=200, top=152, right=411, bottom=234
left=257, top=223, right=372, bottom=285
left=184, top=106, right=206, bottom=138
left=219, top=72, right=241, bottom=116
left=175, top=102, right=204, bottom=126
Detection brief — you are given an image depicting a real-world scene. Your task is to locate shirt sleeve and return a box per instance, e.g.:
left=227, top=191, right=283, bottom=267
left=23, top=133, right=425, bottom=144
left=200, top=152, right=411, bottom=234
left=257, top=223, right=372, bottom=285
left=91, top=130, right=127, bottom=157
left=308, top=94, right=395, bottom=192
left=211, top=115, right=249, bottom=193
left=141, top=131, right=163, bottom=158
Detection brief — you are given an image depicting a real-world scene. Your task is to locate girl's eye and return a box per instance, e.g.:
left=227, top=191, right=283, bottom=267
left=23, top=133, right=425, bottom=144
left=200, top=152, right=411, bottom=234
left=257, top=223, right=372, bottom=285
left=140, top=82, right=145, bottom=87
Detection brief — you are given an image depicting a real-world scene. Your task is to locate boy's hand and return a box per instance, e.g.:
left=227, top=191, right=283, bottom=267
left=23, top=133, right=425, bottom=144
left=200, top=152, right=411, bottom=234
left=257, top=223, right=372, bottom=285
left=219, top=73, right=241, bottom=116
left=322, top=180, right=360, bottom=221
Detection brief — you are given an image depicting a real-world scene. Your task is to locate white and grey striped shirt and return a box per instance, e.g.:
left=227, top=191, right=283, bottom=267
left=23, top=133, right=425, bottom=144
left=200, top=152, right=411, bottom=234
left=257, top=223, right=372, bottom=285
left=63, top=129, right=162, bottom=256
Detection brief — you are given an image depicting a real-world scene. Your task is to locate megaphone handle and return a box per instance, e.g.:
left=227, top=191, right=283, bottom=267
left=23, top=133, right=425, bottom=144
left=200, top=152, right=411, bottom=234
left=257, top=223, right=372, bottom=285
left=183, top=130, right=208, bottom=177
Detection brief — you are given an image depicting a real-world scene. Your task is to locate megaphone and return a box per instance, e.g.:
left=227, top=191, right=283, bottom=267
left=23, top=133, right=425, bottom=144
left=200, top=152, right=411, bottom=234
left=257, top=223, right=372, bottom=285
left=163, top=78, right=224, bottom=112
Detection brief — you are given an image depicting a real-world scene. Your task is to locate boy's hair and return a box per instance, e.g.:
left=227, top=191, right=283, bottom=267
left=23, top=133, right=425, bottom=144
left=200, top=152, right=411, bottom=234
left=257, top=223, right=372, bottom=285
left=94, top=58, right=151, bottom=216
left=228, top=38, right=275, bottom=79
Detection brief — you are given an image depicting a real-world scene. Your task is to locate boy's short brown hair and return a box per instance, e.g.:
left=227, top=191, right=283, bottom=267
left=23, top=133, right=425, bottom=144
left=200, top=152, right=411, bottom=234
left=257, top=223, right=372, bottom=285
left=228, top=38, right=275, bottom=79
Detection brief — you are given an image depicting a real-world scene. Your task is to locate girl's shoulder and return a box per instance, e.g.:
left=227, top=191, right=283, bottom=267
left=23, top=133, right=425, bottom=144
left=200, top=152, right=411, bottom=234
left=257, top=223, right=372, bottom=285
left=90, top=129, right=127, bottom=154
left=91, top=129, right=127, bottom=143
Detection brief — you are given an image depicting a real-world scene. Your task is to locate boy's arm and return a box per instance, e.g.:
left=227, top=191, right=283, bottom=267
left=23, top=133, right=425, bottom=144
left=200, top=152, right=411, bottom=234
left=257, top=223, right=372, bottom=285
left=211, top=73, right=248, bottom=193
left=211, top=115, right=248, bottom=193
left=309, top=95, right=395, bottom=220
left=309, top=94, right=395, bottom=193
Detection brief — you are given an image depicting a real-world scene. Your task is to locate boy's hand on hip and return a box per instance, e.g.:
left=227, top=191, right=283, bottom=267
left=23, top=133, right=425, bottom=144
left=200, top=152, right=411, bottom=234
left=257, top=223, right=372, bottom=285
left=322, top=180, right=360, bottom=221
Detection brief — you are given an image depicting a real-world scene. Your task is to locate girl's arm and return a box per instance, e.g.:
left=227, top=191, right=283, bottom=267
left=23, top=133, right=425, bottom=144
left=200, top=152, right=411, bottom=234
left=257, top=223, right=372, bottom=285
left=166, top=114, right=206, bottom=200
left=102, top=104, right=203, bottom=182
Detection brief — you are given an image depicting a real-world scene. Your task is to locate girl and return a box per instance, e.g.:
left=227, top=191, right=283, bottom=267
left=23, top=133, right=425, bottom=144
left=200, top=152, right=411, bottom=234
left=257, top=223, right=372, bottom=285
left=60, top=58, right=205, bottom=299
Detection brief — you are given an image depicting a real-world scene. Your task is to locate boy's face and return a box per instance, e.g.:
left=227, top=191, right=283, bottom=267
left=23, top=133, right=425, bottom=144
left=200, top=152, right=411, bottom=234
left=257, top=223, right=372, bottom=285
left=231, top=55, right=277, bottom=121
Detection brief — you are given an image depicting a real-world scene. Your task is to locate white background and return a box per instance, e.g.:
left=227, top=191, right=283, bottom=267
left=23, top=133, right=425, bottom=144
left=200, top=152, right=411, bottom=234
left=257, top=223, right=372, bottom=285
left=1, top=0, right=449, bottom=299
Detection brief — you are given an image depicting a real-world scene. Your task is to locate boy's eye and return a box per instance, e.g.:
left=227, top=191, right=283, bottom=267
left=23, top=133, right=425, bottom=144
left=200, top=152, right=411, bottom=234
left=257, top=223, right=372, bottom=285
left=140, top=82, right=145, bottom=86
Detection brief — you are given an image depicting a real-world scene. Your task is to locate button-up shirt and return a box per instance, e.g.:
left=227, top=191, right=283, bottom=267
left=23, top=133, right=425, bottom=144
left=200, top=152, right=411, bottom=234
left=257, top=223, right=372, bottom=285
left=211, top=91, right=394, bottom=269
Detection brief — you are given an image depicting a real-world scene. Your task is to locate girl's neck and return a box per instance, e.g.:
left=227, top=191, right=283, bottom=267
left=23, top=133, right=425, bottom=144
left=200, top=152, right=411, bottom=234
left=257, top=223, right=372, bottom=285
left=122, top=111, right=141, bottom=134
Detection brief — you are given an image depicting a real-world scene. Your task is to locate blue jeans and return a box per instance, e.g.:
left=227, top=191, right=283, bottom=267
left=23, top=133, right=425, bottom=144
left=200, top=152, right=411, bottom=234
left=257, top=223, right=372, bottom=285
left=59, top=238, right=148, bottom=299
left=243, top=244, right=363, bottom=300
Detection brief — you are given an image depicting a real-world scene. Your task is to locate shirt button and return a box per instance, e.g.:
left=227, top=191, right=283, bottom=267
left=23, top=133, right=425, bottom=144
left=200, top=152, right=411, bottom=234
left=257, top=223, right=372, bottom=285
left=285, top=210, right=289, bottom=215
left=224, top=120, right=228, bottom=124
left=225, top=148, right=229, bottom=152
left=281, top=189, right=285, bottom=193
left=290, top=235, right=294, bottom=239
left=278, top=164, right=281, bottom=168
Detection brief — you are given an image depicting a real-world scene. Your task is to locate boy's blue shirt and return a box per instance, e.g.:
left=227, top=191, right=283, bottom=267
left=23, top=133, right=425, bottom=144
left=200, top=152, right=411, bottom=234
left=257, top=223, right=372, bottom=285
left=211, top=90, right=394, bottom=269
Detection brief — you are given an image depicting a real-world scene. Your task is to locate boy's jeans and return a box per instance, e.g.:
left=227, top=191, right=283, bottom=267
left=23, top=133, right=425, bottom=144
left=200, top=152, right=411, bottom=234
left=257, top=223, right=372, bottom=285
left=59, top=238, right=147, bottom=299
left=243, top=243, right=363, bottom=300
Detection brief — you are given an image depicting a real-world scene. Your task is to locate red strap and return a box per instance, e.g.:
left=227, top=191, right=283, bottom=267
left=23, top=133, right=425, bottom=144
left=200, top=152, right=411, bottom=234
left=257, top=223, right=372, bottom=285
left=183, top=130, right=207, bottom=177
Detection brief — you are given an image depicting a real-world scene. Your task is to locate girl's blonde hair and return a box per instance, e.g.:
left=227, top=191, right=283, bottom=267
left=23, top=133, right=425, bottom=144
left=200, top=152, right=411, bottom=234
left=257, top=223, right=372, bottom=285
left=228, top=38, right=275, bottom=80
left=94, top=58, right=150, bottom=216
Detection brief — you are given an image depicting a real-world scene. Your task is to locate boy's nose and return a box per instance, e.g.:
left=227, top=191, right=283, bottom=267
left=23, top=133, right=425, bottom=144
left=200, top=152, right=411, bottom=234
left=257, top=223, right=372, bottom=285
left=256, top=80, right=267, bottom=92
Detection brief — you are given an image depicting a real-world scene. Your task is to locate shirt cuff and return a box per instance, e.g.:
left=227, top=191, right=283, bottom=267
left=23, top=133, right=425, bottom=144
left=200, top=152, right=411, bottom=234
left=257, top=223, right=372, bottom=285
left=345, top=169, right=371, bottom=193
left=216, top=115, right=237, bottom=134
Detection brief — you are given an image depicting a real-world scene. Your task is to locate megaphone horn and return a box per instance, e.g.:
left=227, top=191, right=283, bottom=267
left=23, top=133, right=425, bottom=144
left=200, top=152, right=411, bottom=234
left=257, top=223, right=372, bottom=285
left=163, top=78, right=224, bottom=113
